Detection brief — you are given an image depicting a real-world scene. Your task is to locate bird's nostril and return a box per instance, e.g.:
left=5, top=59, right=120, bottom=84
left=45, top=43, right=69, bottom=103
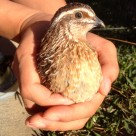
left=93, top=16, right=105, bottom=28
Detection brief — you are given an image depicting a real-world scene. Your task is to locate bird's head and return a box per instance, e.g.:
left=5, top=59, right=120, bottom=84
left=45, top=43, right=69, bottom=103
left=51, top=3, right=105, bottom=41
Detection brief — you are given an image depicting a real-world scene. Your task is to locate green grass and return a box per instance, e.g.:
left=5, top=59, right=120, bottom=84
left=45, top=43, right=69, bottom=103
left=38, top=39, right=136, bottom=136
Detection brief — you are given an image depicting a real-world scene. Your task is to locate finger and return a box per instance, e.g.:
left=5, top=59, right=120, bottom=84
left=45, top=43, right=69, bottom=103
left=41, top=92, right=105, bottom=122
left=87, top=32, right=119, bottom=81
left=14, top=49, right=74, bottom=107
left=21, top=83, right=74, bottom=107
left=98, top=41, right=119, bottom=81
left=26, top=113, right=89, bottom=131
left=12, top=53, right=36, bottom=112
left=98, top=41, right=119, bottom=95
left=87, top=33, right=119, bottom=95
left=24, top=102, right=48, bottom=115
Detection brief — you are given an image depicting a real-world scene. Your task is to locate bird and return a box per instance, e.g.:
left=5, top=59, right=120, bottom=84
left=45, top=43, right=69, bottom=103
left=36, top=3, right=105, bottom=103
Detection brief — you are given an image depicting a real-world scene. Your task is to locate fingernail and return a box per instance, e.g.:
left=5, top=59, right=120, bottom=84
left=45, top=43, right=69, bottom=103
left=26, top=120, right=46, bottom=129
left=101, top=78, right=111, bottom=96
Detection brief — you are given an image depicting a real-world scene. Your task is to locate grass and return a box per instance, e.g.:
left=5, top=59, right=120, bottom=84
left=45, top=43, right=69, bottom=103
left=37, top=34, right=136, bottom=136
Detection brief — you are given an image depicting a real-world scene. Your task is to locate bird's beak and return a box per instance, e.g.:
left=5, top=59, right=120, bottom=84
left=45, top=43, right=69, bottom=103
left=93, top=16, right=105, bottom=28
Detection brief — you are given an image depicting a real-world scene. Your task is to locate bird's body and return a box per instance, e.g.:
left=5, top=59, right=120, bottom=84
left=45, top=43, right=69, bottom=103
left=37, top=3, right=104, bottom=103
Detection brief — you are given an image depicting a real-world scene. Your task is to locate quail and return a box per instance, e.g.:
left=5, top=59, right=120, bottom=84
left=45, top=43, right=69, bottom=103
left=36, top=3, right=105, bottom=103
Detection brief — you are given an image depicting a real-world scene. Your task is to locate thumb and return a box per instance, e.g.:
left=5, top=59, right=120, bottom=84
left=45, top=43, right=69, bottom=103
left=99, top=61, right=119, bottom=96
left=99, top=77, right=111, bottom=96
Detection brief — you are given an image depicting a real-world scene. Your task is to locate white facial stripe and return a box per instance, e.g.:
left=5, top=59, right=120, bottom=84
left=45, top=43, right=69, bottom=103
left=53, top=7, right=95, bottom=25
left=82, top=19, right=95, bottom=24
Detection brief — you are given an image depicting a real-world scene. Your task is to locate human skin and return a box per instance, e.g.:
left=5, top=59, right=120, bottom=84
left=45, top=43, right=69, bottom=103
left=0, top=0, right=119, bottom=131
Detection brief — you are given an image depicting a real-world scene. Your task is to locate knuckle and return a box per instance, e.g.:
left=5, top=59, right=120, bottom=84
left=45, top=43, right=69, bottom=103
left=104, top=40, right=117, bottom=52
left=20, top=85, right=31, bottom=99
left=75, top=119, right=88, bottom=130
left=103, top=41, right=119, bottom=82
left=113, top=59, right=119, bottom=73
left=24, top=104, right=32, bottom=109
left=109, top=65, right=119, bottom=82
left=109, top=41, right=116, bottom=48
left=77, top=123, right=85, bottom=130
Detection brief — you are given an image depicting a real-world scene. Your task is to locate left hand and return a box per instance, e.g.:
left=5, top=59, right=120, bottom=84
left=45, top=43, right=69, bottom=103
left=13, top=14, right=74, bottom=113
left=13, top=14, right=119, bottom=131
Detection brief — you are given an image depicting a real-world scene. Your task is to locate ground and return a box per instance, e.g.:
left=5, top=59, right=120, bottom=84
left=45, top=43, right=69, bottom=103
left=0, top=86, right=41, bottom=136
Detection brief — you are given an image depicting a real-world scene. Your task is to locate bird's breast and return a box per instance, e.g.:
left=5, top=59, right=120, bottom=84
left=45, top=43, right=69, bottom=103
left=40, top=42, right=102, bottom=103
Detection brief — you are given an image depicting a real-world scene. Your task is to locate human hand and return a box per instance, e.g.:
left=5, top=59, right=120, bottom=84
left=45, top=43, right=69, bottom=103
left=87, top=33, right=119, bottom=96
left=0, top=0, right=118, bottom=130
left=12, top=13, right=74, bottom=114
left=13, top=17, right=119, bottom=130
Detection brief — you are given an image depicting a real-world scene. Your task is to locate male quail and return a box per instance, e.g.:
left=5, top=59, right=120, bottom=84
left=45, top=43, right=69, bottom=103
left=37, top=3, right=105, bottom=103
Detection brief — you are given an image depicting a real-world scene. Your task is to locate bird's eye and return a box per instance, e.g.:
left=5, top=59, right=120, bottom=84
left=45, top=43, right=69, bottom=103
left=75, top=12, right=83, bottom=19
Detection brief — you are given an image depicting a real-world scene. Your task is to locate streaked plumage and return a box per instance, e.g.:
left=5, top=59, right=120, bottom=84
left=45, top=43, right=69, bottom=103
left=36, top=3, right=104, bottom=103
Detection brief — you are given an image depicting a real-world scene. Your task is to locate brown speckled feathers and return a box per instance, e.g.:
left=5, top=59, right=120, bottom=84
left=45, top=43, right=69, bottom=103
left=36, top=3, right=103, bottom=103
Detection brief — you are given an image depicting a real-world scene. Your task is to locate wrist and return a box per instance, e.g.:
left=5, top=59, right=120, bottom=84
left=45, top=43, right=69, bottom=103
left=15, top=17, right=46, bottom=69
left=11, top=0, right=66, bottom=14
left=20, top=12, right=53, bottom=33
left=16, top=12, right=53, bottom=60
left=0, top=0, right=45, bottom=39
left=19, top=12, right=53, bottom=42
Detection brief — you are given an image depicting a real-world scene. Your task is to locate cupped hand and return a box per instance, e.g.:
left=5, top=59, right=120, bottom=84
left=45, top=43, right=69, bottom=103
left=12, top=14, right=74, bottom=112
left=24, top=32, right=119, bottom=131
left=12, top=14, right=119, bottom=131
